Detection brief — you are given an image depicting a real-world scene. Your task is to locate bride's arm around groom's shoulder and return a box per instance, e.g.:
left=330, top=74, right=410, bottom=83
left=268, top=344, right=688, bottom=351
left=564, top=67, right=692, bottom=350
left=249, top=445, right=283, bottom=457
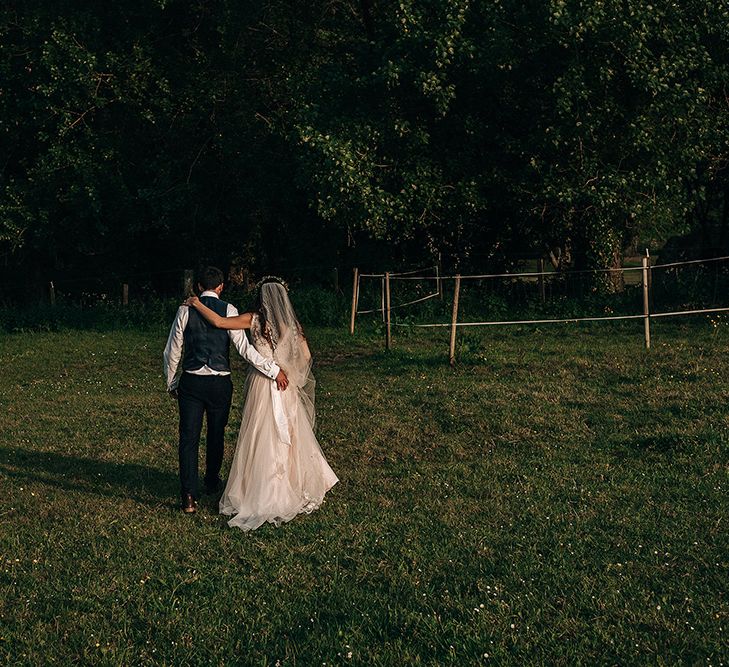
left=183, top=297, right=289, bottom=391
left=184, top=296, right=252, bottom=330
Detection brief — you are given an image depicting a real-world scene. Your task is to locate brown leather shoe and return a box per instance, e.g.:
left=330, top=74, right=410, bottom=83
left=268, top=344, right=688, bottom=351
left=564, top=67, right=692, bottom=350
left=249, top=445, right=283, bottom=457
left=181, top=493, right=197, bottom=514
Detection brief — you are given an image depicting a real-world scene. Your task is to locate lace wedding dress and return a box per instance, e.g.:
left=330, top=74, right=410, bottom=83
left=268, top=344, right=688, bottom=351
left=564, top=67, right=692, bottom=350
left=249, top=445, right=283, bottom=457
left=220, top=285, right=338, bottom=531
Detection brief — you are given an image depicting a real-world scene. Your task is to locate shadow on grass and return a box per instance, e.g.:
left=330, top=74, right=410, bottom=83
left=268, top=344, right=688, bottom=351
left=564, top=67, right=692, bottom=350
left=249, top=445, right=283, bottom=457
left=0, top=445, right=178, bottom=507
left=608, top=433, right=687, bottom=461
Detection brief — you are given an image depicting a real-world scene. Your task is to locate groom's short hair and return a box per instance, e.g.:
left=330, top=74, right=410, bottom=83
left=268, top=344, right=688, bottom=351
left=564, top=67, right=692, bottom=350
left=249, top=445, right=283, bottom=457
left=198, top=266, right=224, bottom=291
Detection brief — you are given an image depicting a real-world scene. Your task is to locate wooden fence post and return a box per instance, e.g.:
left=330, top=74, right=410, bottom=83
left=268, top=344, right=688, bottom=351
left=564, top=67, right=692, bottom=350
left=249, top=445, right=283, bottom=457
left=646, top=248, right=653, bottom=310
left=538, top=258, right=546, bottom=303
left=349, top=268, right=359, bottom=335
left=642, top=254, right=651, bottom=349
left=449, top=274, right=461, bottom=366
left=49, top=281, right=56, bottom=306
left=381, top=278, right=385, bottom=322
left=183, top=269, right=194, bottom=297
left=385, top=271, right=392, bottom=350
left=437, top=252, right=443, bottom=299
left=122, top=283, right=129, bottom=306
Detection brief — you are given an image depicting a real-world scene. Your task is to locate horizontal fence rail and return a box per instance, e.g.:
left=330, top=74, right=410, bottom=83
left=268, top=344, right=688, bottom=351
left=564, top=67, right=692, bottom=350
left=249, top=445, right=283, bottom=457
left=371, top=253, right=729, bottom=281
left=391, top=306, right=729, bottom=328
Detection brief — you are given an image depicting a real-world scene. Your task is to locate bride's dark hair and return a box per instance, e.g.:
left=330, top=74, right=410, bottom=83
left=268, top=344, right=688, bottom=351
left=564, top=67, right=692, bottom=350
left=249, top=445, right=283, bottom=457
left=247, top=278, right=304, bottom=351
left=249, top=285, right=275, bottom=351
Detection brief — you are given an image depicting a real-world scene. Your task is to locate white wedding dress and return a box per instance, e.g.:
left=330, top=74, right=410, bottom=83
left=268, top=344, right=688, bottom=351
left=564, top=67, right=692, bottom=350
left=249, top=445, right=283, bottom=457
left=220, top=299, right=338, bottom=531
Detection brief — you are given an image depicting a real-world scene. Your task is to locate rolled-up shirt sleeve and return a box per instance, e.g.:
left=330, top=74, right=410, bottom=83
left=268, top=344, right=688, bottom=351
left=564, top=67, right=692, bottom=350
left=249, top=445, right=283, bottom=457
left=227, top=304, right=281, bottom=379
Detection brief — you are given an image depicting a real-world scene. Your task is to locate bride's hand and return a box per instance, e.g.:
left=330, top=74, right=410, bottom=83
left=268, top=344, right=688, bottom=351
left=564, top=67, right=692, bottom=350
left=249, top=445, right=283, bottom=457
left=183, top=295, right=200, bottom=308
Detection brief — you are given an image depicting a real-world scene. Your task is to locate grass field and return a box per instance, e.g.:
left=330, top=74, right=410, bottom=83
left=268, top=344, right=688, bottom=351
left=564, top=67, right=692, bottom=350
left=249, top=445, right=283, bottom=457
left=1, top=321, right=727, bottom=666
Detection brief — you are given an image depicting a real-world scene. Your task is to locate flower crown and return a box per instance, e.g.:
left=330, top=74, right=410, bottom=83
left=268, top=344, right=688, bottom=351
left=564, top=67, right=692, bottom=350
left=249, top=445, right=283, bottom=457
left=254, top=275, right=289, bottom=292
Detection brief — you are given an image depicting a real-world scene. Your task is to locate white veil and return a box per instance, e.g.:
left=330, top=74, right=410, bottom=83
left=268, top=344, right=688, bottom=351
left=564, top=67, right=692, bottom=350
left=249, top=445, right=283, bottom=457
left=259, top=281, right=316, bottom=430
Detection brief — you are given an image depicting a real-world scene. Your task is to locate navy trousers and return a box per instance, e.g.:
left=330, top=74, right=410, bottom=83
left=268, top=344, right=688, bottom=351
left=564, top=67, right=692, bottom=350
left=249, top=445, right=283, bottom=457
left=177, top=373, right=233, bottom=499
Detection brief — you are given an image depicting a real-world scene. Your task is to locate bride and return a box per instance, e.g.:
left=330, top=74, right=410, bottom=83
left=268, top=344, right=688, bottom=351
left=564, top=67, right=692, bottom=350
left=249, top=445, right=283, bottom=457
left=185, top=277, right=338, bottom=531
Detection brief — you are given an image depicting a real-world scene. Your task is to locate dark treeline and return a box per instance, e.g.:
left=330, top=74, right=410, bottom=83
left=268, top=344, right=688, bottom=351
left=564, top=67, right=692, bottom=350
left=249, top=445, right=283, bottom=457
left=2, top=0, right=729, bottom=302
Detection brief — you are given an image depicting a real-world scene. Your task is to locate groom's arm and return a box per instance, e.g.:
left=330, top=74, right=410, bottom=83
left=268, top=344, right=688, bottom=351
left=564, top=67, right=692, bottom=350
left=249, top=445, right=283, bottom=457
left=226, top=304, right=282, bottom=381
left=163, top=306, right=188, bottom=392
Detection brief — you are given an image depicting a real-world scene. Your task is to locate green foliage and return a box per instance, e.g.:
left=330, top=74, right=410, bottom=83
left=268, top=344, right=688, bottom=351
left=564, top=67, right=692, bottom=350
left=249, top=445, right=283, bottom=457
left=0, top=2, right=323, bottom=286
left=539, top=0, right=729, bottom=268
left=286, top=0, right=729, bottom=272
left=0, top=299, right=180, bottom=333
left=288, top=0, right=494, bottom=256
left=1, top=1, right=729, bottom=293
left=0, top=285, right=348, bottom=332
left=289, top=286, right=349, bottom=328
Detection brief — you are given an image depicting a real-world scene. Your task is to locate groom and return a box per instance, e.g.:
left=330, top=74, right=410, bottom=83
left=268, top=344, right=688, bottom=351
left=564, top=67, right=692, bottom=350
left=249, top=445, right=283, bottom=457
left=163, top=266, right=289, bottom=514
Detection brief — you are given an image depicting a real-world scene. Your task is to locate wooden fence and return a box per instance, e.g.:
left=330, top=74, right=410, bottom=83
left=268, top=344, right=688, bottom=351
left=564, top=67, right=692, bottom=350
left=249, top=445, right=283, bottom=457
left=350, top=252, right=729, bottom=364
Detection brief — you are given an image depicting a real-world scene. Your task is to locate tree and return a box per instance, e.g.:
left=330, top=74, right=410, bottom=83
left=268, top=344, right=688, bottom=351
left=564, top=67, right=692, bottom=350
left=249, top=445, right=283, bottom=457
left=2, top=0, right=728, bottom=299
left=282, top=0, right=729, bottom=281
left=0, top=1, right=325, bottom=297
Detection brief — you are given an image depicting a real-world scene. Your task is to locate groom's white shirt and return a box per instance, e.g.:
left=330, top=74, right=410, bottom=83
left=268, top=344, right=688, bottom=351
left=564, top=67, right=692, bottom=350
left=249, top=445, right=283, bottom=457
left=163, top=290, right=280, bottom=391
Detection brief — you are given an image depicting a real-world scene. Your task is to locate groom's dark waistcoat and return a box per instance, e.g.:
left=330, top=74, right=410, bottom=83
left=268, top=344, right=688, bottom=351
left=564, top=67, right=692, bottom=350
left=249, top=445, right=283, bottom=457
left=182, top=296, right=231, bottom=372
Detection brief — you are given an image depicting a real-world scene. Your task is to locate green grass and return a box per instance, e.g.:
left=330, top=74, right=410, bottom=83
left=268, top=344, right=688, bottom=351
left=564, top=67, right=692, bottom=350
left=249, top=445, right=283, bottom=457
left=0, top=321, right=727, bottom=666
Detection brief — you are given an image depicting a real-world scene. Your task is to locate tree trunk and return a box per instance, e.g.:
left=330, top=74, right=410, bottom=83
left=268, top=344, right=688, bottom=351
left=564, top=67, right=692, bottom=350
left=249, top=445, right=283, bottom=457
left=571, top=217, right=625, bottom=293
